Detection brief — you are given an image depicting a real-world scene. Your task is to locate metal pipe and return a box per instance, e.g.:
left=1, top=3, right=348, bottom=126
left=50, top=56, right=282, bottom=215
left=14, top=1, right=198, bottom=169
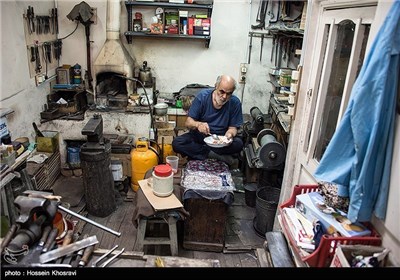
left=92, top=245, right=119, bottom=267
left=100, top=248, right=125, bottom=267
left=58, top=205, right=121, bottom=237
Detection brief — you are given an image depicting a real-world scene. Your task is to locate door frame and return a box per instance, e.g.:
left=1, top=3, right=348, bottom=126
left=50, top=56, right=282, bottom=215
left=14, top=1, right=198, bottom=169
left=279, top=0, right=378, bottom=204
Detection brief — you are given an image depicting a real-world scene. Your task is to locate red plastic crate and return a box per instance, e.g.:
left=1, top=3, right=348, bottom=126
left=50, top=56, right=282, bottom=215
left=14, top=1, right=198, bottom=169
left=279, top=185, right=381, bottom=267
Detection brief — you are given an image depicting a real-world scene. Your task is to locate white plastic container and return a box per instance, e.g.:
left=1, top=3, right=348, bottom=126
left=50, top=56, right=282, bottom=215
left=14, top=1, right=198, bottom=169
left=152, top=164, right=173, bottom=197
left=111, top=160, right=123, bottom=181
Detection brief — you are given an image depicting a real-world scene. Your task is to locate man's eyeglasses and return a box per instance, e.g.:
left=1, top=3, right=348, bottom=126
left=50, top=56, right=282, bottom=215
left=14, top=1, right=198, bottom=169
left=217, top=89, right=233, bottom=96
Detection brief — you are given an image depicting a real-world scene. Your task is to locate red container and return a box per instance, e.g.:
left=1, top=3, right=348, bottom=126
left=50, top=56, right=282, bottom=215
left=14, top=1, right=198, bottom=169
left=279, top=185, right=381, bottom=267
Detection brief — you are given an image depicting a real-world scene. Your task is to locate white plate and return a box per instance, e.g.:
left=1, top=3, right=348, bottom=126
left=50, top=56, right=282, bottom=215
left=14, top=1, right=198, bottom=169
left=204, top=135, right=232, bottom=148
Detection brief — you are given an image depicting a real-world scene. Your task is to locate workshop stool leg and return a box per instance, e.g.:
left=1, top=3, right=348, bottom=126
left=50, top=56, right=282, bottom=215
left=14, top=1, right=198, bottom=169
left=134, top=218, right=147, bottom=252
left=134, top=216, right=178, bottom=256
left=167, top=216, right=178, bottom=256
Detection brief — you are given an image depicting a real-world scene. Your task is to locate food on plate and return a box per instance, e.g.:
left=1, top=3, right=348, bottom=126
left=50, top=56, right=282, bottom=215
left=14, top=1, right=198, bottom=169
left=211, top=135, right=231, bottom=145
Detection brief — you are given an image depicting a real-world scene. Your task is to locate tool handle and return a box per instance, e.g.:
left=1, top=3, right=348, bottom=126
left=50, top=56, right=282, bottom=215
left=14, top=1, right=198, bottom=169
left=79, top=245, right=95, bottom=267
left=32, top=122, right=44, bottom=137
left=71, top=248, right=84, bottom=267
left=42, top=228, right=58, bottom=252
left=62, top=230, right=74, bottom=247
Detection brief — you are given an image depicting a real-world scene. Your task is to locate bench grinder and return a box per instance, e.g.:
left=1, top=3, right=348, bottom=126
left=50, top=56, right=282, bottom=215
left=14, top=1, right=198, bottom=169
left=244, top=128, right=286, bottom=170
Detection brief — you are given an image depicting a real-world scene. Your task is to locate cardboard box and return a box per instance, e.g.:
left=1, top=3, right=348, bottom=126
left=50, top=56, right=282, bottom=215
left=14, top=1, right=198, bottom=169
left=157, top=127, right=175, bottom=137
left=167, top=115, right=186, bottom=128
left=110, top=153, right=131, bottom=177
left=295, top=192, right=371, bottom=237
left=36, top=131, right=60, bottom=153
left=157, top=135, right=174, bottom=145
left=330, top=245, right=389, bottom=267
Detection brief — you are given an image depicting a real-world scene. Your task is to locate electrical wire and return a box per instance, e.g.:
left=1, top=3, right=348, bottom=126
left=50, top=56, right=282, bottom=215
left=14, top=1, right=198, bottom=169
left=58, top=21, right=79, bottom=40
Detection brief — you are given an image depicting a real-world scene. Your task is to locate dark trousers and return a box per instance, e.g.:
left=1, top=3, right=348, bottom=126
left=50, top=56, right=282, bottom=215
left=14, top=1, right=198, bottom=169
left=172, top=130, right=243, bottom=160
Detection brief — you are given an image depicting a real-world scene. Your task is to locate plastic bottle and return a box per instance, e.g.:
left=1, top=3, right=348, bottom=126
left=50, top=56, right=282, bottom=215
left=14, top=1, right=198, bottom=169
left=73, top=63, right=82, bottom=84
left=183, top=20, right=187, bottom=35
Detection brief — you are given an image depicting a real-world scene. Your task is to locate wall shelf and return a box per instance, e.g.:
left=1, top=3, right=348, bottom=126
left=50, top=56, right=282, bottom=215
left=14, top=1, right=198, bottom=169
left=124, top=1, right=213, bottom=48
left=124, top=31, right=211, bottom=47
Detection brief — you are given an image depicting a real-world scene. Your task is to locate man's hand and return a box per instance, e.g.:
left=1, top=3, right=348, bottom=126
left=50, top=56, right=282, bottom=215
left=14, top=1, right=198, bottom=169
left=197, top=122, right=210, bottom=135
left=225, top=127, right=237, bottom=140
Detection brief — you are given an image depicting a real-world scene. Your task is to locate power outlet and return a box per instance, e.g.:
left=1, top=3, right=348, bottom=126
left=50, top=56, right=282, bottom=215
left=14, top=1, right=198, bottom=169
left=91, top=8, right=97, bottom=25
left=239, top=63, right=247, bottom=84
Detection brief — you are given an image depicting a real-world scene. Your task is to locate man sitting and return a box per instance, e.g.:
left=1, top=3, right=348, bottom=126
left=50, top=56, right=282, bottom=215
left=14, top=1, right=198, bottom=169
left=172, top=75, right=243, bottom=167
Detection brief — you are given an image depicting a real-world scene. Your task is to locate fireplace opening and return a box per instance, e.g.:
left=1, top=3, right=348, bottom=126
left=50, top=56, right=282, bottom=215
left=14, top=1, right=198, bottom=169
left=96, top=72, right=129, bottom=109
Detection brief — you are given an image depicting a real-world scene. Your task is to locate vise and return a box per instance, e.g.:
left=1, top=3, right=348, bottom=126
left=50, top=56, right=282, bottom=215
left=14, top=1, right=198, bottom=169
left=244, top=128, right=286, bottom=170
left=6, top=190, right=58, bottom=251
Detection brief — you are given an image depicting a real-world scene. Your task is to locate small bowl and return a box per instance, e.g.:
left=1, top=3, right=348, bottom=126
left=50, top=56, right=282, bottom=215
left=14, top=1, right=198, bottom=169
left=154, top=103, right=168, bottom=116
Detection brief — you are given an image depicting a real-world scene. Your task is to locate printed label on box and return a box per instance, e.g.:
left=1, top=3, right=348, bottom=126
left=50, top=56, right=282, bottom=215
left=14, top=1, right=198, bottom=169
left=295, top=192, right=371, bottom=237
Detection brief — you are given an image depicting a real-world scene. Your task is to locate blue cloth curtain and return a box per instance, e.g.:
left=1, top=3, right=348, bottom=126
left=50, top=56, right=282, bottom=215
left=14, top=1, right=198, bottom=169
left=314, top=1, right=400, bottom=223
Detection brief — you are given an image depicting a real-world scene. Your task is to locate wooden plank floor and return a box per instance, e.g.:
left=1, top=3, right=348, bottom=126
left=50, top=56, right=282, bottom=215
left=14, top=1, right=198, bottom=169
left=53, top=174, right=267, bottom=267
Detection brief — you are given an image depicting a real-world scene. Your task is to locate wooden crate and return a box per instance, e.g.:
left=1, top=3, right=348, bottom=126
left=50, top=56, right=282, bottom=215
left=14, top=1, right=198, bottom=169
left=183, top=198, right=228, bottom=252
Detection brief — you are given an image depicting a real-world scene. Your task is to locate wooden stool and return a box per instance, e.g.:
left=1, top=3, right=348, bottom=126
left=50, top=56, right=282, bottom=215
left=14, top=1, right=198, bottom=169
left=134, top=215, right=178, bottom=256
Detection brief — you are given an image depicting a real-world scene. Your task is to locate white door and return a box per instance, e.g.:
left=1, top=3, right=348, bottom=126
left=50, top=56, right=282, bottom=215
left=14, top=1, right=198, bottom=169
left=291, top=4, right=377, bottom=186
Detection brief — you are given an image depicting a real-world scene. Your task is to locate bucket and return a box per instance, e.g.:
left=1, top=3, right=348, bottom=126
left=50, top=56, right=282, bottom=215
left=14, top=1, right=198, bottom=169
left=254, top=186, right=281, bottom=237
left=67, top=146, right=80, bottom=168
left=111, top=160, right=123, bottom=181
left=244, top=183, right=257, bottom=207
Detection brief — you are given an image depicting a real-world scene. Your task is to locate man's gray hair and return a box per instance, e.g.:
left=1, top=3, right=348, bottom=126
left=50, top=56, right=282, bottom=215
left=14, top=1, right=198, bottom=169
left=216, top=75, right=237, bottom=92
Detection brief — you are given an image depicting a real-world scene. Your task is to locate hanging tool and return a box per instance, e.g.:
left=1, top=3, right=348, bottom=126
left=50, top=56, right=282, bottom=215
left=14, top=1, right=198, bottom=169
left=43, top=42, right=52, bottom=64
left=267, top=0, right=280, bottom=23
left=270, top=35, right=276, bottom=63
left=260, top=34, right=264, bottom=62
left=275, top=36, right=281, bottom=68
left=251, top=0, right=268, bottom=29
left=30, top=46, right=36, bottom=62
left=51, top=8, right=55, bottom=34
left=34, top=45, right=41, bottom=74
left=42, top=42, right=52, bottom=79
left=55, top=5, right=58, bottom=34
left=26, top=6, right=35, bottom=34
left=248, top=32, right=253, bottom=64
left=286, top=38, right=292, bottom=67
left=53, top=40, right=62, bottom=61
